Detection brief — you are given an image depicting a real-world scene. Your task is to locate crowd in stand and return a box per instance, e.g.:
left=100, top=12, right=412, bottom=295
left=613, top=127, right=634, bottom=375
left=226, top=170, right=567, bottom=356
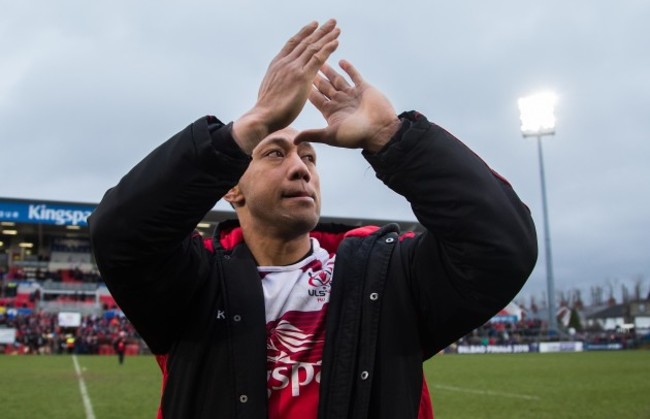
left=0, top=310, right=139, bottom=355
left=2, top=307, right=641, bottom=355
left=0, top=267, right=106, bottom=310
left=457, top=318, right=549, bottom=346
left=2, top=263, right=644, bottom=355
left=455, top=317, right=644, bottom=349
left=2, top=308, right=549, bottom=356
left=5, top=266, right=102, bottom=283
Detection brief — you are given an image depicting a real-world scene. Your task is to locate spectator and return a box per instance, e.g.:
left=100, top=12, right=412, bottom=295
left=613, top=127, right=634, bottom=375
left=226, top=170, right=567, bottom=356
left=114, top=332, right=127, bottom=365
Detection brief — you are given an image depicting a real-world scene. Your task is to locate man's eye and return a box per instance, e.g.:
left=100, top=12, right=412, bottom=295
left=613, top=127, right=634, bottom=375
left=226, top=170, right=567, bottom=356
left=266, top=150, right=284, bottom=158
left=302, top=154, right=316, bottom=163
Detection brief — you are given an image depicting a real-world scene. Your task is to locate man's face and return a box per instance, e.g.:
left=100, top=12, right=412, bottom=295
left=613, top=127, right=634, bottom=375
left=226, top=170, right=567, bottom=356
left=231, top=127, right=321, bottom=236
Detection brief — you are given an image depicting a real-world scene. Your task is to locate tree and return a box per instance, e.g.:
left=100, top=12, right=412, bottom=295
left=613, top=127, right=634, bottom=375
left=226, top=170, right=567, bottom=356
left=568, top=308, right=583, bottom=332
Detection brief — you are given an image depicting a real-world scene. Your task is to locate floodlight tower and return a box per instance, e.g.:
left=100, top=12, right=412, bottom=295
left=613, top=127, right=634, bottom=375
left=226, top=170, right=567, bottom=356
left=518, top=92, right=558, bottom=334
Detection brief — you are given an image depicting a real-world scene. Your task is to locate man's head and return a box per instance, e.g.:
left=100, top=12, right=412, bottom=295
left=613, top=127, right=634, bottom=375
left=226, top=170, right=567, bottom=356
left=225, top=127, right=321, bottom=239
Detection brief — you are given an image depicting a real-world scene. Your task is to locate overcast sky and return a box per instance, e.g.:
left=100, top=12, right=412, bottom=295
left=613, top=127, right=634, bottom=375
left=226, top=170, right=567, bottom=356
left=2, top=0, right=649, bottom=306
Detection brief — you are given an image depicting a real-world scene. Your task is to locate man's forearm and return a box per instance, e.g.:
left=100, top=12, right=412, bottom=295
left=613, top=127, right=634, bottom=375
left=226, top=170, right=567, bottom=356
left=365, top=111, right=537, bottom=287
left=366, top=112, right=537, bottom=355
left=89, top=117, right=249, bottom=268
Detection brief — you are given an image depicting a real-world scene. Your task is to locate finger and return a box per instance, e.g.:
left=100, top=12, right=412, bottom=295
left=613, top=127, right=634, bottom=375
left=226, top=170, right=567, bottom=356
left=313, top=73, right=337, bottom=100
left=277, top=21, right=319, bottom=58
left=308, top=87, right=329, bottom=112
left=295, top=19, right=337, bottom=52
left=303, top=38, right=339, bottom=74
left=291, top=19, right=339, bottom=62
left=339, top=59, right=364, bottom=86
left=320, top=62, right=351, bottom=90
left=294, top=127, right=330, bottom=145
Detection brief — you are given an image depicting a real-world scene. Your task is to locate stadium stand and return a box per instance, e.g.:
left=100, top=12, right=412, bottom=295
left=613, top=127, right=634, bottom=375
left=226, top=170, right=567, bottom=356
left=0, top=309, right=139, bottom=355
left=1, top=196, right=649, bottom=355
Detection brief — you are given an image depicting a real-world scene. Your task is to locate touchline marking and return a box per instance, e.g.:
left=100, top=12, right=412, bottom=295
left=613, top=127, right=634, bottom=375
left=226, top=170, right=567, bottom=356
left=72, top=355, right=97, bottom=419
left=431, top=384, right=541, bottom=401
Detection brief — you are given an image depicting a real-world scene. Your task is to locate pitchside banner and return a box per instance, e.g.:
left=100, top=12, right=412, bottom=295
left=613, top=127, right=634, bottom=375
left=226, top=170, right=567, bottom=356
left=456, top=342, right=585, bottom=354
left=584, top=343, right=624, bottom=351
left=0, top=200, right=95, bottom=226
left=538, top=341, right=584, bottom=353
left=457, top=344, right=531, bottom=354
left=0, top=328, right=16, bottom=344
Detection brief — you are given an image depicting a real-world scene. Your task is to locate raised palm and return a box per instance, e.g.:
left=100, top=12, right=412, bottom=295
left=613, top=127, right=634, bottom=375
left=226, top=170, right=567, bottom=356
left=296, top=60, right=399, bottom=153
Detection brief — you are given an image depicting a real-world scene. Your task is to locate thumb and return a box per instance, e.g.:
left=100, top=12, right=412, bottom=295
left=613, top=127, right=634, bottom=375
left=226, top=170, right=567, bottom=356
left=294, top=127, right=331, bottom=145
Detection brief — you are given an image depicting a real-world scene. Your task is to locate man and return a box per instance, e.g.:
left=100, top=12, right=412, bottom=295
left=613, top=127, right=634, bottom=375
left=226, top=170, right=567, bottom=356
left=114, top=331, right=127, bottom=365
left=89, top=19, right=537, bottom=419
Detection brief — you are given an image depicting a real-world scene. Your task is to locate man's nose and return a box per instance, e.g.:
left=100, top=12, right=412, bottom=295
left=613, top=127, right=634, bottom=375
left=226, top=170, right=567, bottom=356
left=288, top=154, right=311, bottom=182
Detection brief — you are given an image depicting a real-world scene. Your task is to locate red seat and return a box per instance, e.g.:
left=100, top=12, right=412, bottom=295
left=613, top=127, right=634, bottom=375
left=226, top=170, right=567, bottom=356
left=98, top=344, right=114, bottom=355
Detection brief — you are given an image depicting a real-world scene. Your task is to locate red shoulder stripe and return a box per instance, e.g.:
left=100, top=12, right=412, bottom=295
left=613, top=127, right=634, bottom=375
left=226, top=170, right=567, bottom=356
left=155, top=354, right=169, bottom=419
left=399, top=231, right=416, bottom=241
left=203, top=237, right=215, bottom=253
left=343, top=225, right=380, bottom=238
left=219, top=226, right=244, bottom=250
left=419, top=375, right=434, bottom=418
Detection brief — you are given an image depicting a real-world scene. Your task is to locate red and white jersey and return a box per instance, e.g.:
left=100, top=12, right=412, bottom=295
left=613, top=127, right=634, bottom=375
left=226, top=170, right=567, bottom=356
left=259, top=238, right=335, bottom=419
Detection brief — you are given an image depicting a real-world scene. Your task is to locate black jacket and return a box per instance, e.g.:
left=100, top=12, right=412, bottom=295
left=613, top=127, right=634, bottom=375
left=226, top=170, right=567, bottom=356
left=89, top=111, right=537, bottom=418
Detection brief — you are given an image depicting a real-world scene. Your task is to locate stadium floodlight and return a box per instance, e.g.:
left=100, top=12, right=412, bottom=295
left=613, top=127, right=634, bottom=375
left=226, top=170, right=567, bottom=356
left=518, top=91, right=558, bottom=335
left=518, top=92, right=557, bottom=137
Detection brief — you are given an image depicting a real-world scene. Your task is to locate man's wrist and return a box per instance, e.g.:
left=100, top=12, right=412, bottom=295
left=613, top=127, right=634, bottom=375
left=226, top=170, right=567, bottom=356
left=363, top=117, right=402, bottom=154
left=232, top=112, right=270, bottom=155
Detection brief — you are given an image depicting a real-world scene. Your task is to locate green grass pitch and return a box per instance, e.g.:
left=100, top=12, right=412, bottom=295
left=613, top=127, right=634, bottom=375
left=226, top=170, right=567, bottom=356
left=425, top=351, right=650, bottom=418
left=0, top=351, right=648, bottom=418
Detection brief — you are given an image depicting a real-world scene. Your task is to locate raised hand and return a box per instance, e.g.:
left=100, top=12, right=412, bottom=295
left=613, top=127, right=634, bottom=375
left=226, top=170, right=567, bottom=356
left=233, top=20, right=340, bottom=154
left=294, top=60, right=400, bottom=153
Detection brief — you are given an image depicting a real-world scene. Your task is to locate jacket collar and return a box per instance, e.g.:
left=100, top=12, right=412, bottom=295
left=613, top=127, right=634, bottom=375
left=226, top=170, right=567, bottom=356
left=213, top=219, right=380, bottom=254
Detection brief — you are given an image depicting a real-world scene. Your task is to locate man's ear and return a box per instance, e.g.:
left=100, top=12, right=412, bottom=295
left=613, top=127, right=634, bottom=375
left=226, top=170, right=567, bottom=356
left=224, top=186, right=244, bottom=208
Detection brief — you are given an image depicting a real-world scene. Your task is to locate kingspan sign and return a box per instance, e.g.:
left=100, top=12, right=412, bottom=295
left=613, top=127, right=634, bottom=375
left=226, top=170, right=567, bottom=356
left=0, top=199, right=95, bottom=226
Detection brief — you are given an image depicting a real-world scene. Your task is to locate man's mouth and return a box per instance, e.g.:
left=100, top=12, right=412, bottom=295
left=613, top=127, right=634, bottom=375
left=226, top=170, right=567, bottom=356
left=282, top=191, right=314, bottom=200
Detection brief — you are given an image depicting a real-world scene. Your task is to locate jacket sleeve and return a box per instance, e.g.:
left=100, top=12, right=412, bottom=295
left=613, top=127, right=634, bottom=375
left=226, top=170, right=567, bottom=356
left=88, top=117, right=251, bottom=353
left=363, top=111, right=538, bottom=357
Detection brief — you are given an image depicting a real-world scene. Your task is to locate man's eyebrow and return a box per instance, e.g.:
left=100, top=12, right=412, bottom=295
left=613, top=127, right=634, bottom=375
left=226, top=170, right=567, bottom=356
left=258, top=137, right=292, bottom=149
left=252, top=137, right=290, bottom=156
left=297, top=142, right=315, bottom=153
left=255, top=137, right=315, bottom=154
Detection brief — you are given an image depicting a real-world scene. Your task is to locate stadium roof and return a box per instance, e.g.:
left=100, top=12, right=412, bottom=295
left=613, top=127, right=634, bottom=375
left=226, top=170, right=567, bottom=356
left=587, top=304, right=627, bottom=320
left=0, top=196, right=424, bottom=244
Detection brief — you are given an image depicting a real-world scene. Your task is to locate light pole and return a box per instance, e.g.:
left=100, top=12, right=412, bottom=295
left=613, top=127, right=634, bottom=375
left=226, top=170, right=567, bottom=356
left=518, top=92, right=558, bottom=334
